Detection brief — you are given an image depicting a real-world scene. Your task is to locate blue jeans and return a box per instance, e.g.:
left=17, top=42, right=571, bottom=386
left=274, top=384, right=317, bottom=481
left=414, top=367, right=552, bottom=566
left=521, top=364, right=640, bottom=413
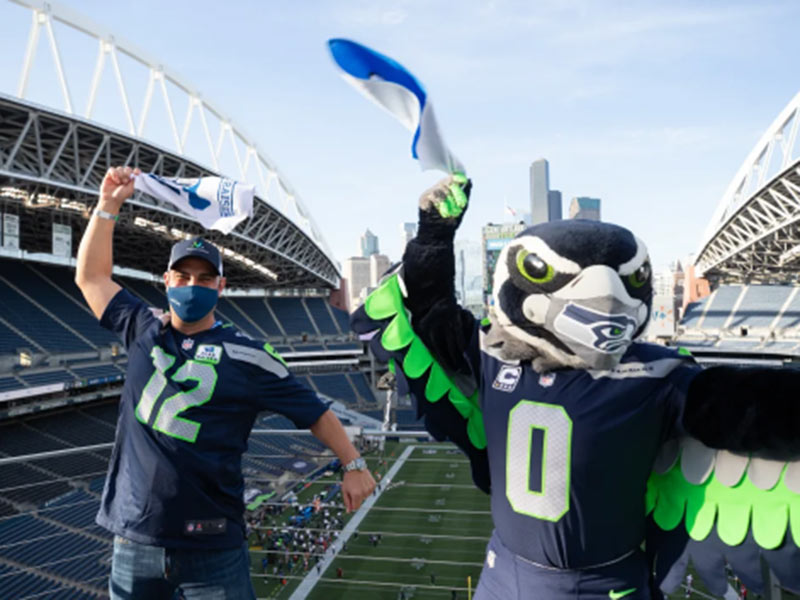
left=109, top=535, right=256, bottom=600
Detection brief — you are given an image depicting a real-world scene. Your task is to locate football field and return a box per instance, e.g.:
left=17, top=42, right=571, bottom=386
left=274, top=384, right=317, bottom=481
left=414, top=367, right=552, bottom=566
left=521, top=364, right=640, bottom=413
left=306, top=443, right=492, bottom=599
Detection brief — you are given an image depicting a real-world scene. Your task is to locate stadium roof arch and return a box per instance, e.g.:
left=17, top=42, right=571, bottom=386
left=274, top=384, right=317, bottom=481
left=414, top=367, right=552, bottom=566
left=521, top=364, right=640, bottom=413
left=0, top=0, right=339, bottom=290
left=695, top=90, right=800, bottom=282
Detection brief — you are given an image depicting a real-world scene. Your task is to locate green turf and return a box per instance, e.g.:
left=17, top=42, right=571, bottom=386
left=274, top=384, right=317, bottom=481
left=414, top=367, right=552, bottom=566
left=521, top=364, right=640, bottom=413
left=306, top=443, right=491, bottom=600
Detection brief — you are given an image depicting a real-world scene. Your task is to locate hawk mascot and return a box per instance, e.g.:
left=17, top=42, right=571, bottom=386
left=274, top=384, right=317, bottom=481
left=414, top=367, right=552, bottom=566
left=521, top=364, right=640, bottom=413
left=352, top=175, right=800, bottom=599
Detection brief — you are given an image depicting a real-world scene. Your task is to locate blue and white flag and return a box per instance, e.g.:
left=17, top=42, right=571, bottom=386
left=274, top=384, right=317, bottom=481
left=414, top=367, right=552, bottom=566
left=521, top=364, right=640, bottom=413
left=133, top=173, right=254, bottom=235
left=328, top=38, right=464, bottom=175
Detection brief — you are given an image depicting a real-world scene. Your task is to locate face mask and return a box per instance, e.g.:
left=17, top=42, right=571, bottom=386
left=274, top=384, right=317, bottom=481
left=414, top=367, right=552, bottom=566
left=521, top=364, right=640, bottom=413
left=495, top=264, right=650, bottom=371
left=166, top=285, right=219, bottom=323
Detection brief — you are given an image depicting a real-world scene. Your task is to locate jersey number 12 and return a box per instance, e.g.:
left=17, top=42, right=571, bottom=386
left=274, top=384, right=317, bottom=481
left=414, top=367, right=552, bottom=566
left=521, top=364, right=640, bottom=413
left=505, top=400, right=573, bottom=521
left=135, top=346, right=218, bottom=443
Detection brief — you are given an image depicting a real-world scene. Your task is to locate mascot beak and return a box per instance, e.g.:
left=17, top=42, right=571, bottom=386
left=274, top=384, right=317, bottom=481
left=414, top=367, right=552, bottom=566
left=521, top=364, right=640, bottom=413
left=532, top=265, right=647, bottom=369
left=555, top=265, right=640, bottom=306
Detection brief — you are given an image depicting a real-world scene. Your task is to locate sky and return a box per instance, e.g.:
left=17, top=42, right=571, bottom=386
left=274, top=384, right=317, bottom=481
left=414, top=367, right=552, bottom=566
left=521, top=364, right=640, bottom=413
left=1, top=0, right=800, bottom=273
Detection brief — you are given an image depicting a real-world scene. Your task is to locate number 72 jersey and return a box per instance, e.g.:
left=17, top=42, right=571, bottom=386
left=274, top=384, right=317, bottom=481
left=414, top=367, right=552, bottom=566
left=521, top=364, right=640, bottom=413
left=480, top=342, right=698, bottom=568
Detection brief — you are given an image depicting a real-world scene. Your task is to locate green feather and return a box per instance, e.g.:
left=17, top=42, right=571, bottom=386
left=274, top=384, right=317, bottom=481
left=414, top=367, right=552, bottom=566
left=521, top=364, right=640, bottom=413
left=648, top=448, right=799, bottom=550
left=361, top=273, right=486, bottom=451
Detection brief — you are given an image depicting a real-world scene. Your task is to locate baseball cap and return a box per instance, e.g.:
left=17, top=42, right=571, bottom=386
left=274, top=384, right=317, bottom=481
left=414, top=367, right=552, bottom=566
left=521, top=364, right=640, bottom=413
left=167, top=237, right=223, bottom=276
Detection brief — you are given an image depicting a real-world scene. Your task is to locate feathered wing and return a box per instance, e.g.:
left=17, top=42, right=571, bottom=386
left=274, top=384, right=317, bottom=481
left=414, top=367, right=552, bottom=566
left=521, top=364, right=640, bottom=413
left=646, top=437, right=800, bottom=595
left=350, top=269, right=491, bottom=493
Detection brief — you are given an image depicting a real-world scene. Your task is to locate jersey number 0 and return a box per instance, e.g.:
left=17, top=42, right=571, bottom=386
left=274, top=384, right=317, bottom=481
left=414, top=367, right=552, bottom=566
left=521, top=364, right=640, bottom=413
left=135, top=346, right=218, bottom=443
left=505, top=400, right=573, bottom=522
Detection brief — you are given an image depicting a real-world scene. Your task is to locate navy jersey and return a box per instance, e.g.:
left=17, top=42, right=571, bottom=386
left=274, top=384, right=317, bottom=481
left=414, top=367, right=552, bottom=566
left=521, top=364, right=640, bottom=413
left=97, top=289, right=327, bottom=549
left=479, top=338, right=700, bottom=568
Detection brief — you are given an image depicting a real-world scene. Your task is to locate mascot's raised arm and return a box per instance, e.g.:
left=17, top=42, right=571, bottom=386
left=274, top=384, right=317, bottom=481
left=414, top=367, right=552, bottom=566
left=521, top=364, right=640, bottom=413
left=351, top=175, right=800, bottom=599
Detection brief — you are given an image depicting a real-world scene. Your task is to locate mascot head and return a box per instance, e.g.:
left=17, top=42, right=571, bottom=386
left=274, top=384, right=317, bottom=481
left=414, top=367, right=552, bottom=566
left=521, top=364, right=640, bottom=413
left=489, top=220, right=652, bottom=372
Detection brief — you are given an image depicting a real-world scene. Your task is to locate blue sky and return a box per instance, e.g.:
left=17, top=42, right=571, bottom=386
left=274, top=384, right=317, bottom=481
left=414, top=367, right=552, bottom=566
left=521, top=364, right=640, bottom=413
left=2, top=0, right=800, bottom=271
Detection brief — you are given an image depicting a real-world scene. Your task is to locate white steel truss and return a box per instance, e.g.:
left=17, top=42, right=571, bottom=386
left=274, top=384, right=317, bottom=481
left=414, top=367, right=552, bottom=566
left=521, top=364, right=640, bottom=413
left=0, top=96, right=339, bottom=288
left=696, top=91, right=800, bottom=280
left=3, top=0, right=338, bottom=286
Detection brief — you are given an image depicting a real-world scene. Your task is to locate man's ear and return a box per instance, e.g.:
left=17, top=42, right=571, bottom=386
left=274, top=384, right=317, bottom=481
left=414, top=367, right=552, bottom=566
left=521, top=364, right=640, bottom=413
left=218, top=276, right=227, bottom=295
left=162, top=271, right=170, bottom=289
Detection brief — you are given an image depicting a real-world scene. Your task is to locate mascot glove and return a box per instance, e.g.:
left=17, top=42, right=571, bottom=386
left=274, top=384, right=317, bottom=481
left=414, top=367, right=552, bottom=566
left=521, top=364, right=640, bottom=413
left=418, top=174, right=472, bottom=234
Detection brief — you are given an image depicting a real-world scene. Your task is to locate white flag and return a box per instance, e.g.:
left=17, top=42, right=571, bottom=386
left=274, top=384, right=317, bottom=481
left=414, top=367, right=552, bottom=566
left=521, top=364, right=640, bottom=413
left=133, top=173, right=254, bottom=234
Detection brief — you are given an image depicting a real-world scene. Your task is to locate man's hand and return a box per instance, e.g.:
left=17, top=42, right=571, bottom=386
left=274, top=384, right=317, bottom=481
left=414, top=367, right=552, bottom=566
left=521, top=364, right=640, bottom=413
left=99, top=166, right=140, bottom=214
left=341, top=468, right=376, bottom=513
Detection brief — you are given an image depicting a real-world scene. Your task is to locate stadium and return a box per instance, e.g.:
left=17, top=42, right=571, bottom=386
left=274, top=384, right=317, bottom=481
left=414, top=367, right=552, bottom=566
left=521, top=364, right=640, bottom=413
left=0, top=2, right=799, bottom=600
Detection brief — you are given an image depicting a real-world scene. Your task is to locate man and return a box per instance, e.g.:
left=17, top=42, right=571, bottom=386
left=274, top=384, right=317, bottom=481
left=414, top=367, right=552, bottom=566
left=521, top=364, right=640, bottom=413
left=76, top=166, right=375, bottom=599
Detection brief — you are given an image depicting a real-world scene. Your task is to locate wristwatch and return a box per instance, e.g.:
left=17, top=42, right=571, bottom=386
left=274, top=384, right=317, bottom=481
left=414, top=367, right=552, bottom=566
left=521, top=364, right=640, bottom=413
left=93, top=208, right=119, bottom=222
left=342, top=457, right=367, bottom=473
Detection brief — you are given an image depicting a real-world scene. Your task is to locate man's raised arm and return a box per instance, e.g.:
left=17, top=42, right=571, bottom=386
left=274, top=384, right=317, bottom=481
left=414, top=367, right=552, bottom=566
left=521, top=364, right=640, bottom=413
left=75, top=166, right=139, bottom=319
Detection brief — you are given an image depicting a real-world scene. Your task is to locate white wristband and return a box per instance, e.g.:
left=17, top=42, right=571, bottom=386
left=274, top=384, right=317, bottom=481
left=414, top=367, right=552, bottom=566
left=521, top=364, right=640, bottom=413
left=93, top=208, right=119, bottom=222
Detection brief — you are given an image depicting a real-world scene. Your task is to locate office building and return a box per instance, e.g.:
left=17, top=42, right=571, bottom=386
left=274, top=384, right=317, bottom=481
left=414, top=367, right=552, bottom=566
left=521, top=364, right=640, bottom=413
left=401, top=222, right=417, bottom=250
left=529, top=159, right=550, bottom=225
left=481, top=222, right=527, bottom=302
left=548, top=190, right=562, bottom=221
left=342, top=256, right=370, bottom=311
left=569, top=197, right=601, bottom=220
left=369, top=254, right=391, bottom=287
left=360, top=229, right=379, bottom=257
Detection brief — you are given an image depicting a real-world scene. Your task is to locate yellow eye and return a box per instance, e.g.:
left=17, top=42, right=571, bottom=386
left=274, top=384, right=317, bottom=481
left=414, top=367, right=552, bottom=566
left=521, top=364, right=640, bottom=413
left=516, top=250, right=555, bottom=284
left=628, top=261, right=651, bottom=288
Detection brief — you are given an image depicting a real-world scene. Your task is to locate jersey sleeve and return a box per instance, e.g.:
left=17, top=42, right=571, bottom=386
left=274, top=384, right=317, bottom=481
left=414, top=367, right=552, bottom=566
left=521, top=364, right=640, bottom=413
left=254, top=372, right=328, bottom=429
left=100, top=288, right=159, bottom=350
left=662, top=359, right=703, bottom=438
left=222, top=341, right=327, bottom=428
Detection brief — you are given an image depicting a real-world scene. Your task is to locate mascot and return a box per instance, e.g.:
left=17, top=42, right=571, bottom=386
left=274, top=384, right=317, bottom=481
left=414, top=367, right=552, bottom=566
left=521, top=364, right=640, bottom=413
left=352, top=175, right=800, bottom=599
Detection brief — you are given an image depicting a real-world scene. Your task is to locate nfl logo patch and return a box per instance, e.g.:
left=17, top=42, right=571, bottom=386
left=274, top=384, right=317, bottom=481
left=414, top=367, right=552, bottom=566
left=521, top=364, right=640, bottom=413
left=186, top=523, right=195, bottom=533
left=539, top=373, right=556, bottom=387
left=182, top=338, right=194, bottom=351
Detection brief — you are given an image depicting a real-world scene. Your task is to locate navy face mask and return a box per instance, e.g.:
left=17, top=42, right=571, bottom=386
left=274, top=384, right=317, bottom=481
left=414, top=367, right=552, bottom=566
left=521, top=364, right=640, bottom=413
left=166, top=285, right=219, bottom=323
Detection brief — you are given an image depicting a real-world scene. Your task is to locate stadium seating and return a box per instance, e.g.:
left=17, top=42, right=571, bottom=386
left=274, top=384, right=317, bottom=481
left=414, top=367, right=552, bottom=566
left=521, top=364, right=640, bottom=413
left=775, top=290, right=800, bottom=330
left=216, top=296, right=265, bottom=338
left=231, top=298, right=283, bottom=336
left=305, top=297, right=339, bottom=335
left=0, top=260, right=118, bottom=348
left=18, top=369, right=74, bottom=387
left=71, top=363, right=124, bottom=381
left=0, top=277, right=92, bottom=354
left=330, top=306, right=351, bottom=334
left=726, top=285, right=794, bottom=329
left=0, top=321, right=33, bottom=355
left=311, top=373, right=357, bottom=404
left=0, top=376, right=22, bottom=391
left=122, top=278, right=168, bottom=308
left=699, top=285, right=744, bottom=329
left=268, top=297, right=314, bottom=335
left=327, top=342, right=361, bottom=351
left=349, top=373, right=377, bottom=403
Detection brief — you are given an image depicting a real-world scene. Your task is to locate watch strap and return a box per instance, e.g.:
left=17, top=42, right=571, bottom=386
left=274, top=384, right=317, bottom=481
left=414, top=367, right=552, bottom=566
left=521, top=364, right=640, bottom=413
left=93, top=208, right=119, bottom=222
left=343, top=457, right=367, bottom=472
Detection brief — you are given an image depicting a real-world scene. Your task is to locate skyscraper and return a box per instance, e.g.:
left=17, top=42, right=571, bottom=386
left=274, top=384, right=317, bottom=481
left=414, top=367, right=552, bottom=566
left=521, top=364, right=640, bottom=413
left=369, top=254, right=391, bottom=287
left=548, top=190, right=562, bottom=221
left=529, top=159, right=550, bottom=225
left=400, top=222, right=417, bottom=250
left=569, top=197, right=601, bottom=220
left=360, top=229, right=379, bottom=257
left=342, top=256, right=370, bottom=311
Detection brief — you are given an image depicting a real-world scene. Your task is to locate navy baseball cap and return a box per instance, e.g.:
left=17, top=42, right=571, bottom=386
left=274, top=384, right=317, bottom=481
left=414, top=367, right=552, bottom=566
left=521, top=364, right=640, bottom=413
left=168, top=237, right=223, bottom=276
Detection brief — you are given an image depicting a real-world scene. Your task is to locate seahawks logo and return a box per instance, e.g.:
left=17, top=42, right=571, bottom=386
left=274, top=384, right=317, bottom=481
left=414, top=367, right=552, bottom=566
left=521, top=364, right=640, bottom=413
left=554, top=303, right=637, bottom=354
